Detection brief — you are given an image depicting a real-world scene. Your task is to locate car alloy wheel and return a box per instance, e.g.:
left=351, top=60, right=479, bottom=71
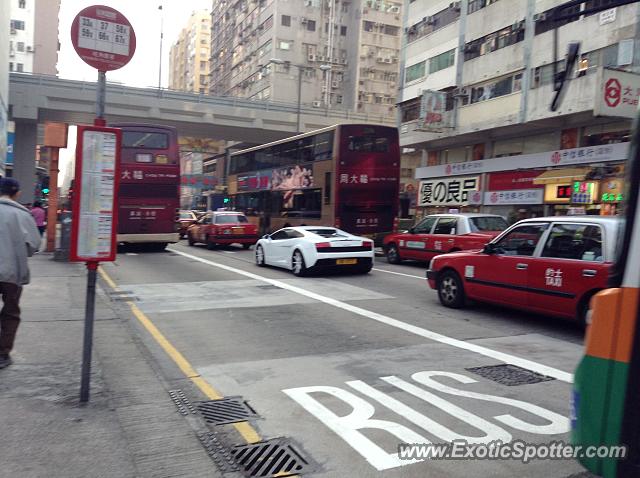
left=437, top=271, right=465, bottom=308
left=292, top=250, right=306, bottom=276
left=256, top=245, right=266, bottom=266
left=386, top=244, right=401, bottom=264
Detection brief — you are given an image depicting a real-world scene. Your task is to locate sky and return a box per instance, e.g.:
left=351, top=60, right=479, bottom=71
left=58, top=0, right=212, bottom=88
left=57, top=1, right=212, bottom=179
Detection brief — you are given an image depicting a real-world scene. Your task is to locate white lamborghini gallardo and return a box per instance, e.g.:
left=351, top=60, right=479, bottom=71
left=254, top=226, right=374, bottom=276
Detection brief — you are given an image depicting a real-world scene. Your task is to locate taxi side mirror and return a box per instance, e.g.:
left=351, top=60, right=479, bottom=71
left=408, top=227, right=415, bottom=234
left=483, top=243, right=496, bottom=254
left=262, top=234, right=271, bottom=240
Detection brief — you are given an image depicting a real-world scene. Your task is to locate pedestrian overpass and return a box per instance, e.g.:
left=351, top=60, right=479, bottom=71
left=8, top=73, right=394, bottom=202
left=9, top=73, right=392, bottom=143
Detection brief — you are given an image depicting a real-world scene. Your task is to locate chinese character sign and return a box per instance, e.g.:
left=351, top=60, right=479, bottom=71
left=595, top=69, right=640, bottom=119
left=418, top=176, right=480, bottom=207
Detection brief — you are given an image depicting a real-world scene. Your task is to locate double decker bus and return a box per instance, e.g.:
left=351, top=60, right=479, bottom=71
left=112, top=123, right=180, bottom=250
left=227, top=124, right=400, bottom=239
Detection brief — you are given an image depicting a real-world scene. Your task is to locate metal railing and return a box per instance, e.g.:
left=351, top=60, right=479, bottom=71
left=9, top=73, right=394, bottom=125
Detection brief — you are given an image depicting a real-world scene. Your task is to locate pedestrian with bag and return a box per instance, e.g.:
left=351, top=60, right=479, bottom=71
left=0, top=178, right=42, bottom=369
left=31, top=201, right=47, bottom=237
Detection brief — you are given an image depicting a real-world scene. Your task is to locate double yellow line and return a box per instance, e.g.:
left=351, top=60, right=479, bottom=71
left=98, top=266, right=261, bottom=444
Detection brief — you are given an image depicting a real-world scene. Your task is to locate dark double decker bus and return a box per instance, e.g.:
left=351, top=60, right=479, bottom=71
left=228, top=124, right=400, bottom=240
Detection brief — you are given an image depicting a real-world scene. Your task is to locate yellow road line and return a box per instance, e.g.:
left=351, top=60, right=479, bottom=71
left=98, top=265, right=261, bottom=444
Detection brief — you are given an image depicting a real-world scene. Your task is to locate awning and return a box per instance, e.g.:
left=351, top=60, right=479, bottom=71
left=532, top=168, right=590, bottom=185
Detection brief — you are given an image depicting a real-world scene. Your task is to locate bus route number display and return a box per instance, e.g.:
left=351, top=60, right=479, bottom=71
left=70, top=126, right=122, bottom=262
left=70, top=5, right=136, bottom=71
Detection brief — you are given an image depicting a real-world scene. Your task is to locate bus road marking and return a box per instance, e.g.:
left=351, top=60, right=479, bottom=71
left=168, top=248, right=574, bottom=383
left=283, top=370, right=569, bottom=471
left=372, top=268, right=425, bottom=280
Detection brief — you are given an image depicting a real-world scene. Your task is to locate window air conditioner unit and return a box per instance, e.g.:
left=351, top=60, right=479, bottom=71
left=450, top=1, right=461, bottom=11
left=27, top=45, right=33, bottom=52
left=389, top=5, right=400, bottom=13
left=308, top=53, right=316, bottom=61
left=426, top=16, right=435, bottom=25
left=312, top=100, right=322, bottom=107
left=317, top=55, right=325, bottom=61
left=332, top=80, right=339, bottom=88
left=376, top=56, right=384, bottom=62
left=533, top=12, right=547, bottom=22
left=453, top=87, right=469, bottom=98
left=383, top=58, right=392, bottom=63
left=301, top=18, right=308, bottom=23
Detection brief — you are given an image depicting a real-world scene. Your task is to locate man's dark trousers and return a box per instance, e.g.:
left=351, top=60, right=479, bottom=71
left=0, top=282, right=22, bottom=355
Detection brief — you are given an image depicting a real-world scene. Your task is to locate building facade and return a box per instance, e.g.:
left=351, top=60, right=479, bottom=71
left=8, top=0, right=59, bottom=75
left=399, top=0, right=640, bottom=220
left=169, top=10, right=212, bottom=94
left=208, top=0, right=403, bottom=118
left=1, top=0, right=10, bottom=177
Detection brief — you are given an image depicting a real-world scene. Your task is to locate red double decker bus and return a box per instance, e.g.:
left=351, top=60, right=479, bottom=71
left=112, top=123, right=180, bottom=250
left=227, top=124, right=400, bottom=240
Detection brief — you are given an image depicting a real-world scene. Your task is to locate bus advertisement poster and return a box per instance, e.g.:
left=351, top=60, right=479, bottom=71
left=70, top=125, right=122, bottom=263
left=271, top=163, right=314, bottom=190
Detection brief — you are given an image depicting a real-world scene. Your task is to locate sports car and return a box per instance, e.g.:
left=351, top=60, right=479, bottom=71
left=254, top=226, right=374, bottom=276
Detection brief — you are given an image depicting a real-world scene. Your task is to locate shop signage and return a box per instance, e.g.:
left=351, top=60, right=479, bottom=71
left=600, top=179, right=624, bottom=202
left=418, top=175, right=479, bottom=207
left=595, top=69, right=640, bottom=119
left=571, top=181, right=598, bottom=204
left=415, top=142, right=629, bottom=179
left=484, top=189, right=543, bottom=205
left=545, top=184, right=572, bottom=203
left=487, top=171, right=544, bottom=190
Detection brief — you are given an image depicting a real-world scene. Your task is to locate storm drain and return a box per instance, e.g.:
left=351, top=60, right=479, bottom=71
left=168, top=389, right=197, bottom=416
left=197, top=431, right=240, bottom=473
left=231, top=437, right=316, bottom=477
left=197, top=397, right=259, bottom=425
left=465, top=364, right=555, bottom=386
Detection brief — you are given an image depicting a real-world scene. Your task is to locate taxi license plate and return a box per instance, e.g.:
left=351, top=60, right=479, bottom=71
left=233, top=228, right=244, bottom=234
left=336, top=259, right=357, bottom=265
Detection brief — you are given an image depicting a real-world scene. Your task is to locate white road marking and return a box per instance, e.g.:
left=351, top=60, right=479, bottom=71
left=125, top=252, right=138, bottom=256
left=168, top=247, right=574, bottom=383
left=372, top=268, right=425, bottom=280
left=221, top=250, right=237, bottom=254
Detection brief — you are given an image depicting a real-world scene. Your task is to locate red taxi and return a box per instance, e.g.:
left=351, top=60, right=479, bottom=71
left=187, top=211, right=258, bottom=249
left=177, top=210, right=199, bottom=239
left=384, top=214, right=508, bottom=264
left=426, top=216, right=622, bottom=323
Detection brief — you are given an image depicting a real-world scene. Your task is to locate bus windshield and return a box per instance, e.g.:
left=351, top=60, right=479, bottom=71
left=122, top=131, right=169, bottom=149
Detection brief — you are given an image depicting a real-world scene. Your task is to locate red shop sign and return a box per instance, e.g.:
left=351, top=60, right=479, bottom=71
left=487, top=171, right=544, bottom=191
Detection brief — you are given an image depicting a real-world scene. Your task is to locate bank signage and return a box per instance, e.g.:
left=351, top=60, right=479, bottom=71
left=484, top=189, right=543, bottom=205
left=415, top=142, right=629, bottom=179
left=595, top=69, right=640, bottom=119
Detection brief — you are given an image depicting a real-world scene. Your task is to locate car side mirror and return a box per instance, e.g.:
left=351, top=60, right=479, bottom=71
left=262, top=234, right=270, bottom=240
left=408, top=227, right=415, bottom=234
left=483, top=243, right=496, bottom=254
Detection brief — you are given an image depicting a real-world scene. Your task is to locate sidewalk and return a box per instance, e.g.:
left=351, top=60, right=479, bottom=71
left=0, top=254, right=221, bottom=478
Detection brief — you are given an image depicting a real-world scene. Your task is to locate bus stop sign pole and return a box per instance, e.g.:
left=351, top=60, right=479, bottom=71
left=70, top=5, right=134, bottom=403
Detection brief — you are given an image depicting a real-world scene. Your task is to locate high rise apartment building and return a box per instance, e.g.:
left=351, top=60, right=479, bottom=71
left=9, top=0, right=60, bottom=75
left=169, top=10, right=212, bottom=93
left=397, top=0, right=640, bottom=219
left=208, top=0, right=403, bottom=117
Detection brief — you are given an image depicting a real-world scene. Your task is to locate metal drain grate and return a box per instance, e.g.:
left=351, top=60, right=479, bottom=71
left=466, top=364, right=555, bottom=386
left=231, top=437, right=315, bottom=477
left=197, top=431, right=240, bottom=473
left=197, top=397, right=259, bottom=425
left=168, top=389, right=197, bottom=416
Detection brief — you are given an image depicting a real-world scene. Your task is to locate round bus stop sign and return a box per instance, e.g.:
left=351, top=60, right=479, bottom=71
left=70, top=5, right=136, bottom=71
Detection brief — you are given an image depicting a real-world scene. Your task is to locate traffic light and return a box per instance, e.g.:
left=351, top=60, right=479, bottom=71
left=42, top=188, right=50, bottom=194
left=41, top=176, right=50, bottom=195
left=223, top=197, right=230, bottom=204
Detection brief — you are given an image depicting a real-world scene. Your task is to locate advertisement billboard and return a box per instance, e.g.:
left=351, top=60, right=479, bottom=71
left=418, top=176, right=480, bottom=207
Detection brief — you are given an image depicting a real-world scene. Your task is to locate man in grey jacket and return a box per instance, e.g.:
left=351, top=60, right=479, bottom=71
left=0, top=178, right=41, bottom=368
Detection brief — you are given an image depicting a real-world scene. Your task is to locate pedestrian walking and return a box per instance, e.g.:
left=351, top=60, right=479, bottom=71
left=0, top=178, right=42, bottom=369
left=31, top=201, right=47, bottom=236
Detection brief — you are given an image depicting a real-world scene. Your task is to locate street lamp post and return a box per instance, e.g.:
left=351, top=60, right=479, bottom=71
left=266, top=58, right=331, bottom=133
